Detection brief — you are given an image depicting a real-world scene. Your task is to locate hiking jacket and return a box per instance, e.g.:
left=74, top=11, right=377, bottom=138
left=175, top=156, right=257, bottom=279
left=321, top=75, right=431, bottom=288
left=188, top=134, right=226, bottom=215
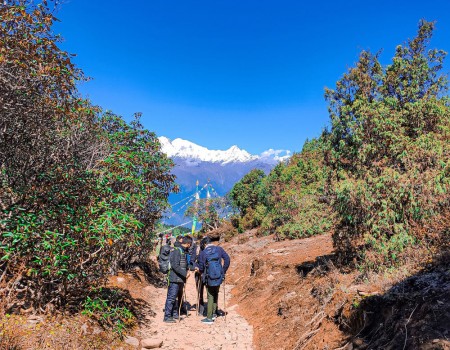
left=187, top=242, right=198, bottom=271
left=197, top=244, right=230, bottom=276
left=168, top=241, right=187, bottom=283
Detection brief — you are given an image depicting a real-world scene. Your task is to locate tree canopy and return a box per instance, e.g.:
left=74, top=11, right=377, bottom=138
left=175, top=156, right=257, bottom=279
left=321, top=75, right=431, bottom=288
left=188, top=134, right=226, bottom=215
left=0, top=1, right=177, bottom=312
left=229, top=20, right=449, bottom=269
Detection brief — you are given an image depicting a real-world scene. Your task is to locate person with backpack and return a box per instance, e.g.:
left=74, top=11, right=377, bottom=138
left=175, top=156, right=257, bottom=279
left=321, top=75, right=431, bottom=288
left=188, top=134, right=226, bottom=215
left=196, top=236, right=230, bottom=324
left=163, top=235, right=192, bottom=323
left=187, top=236, right=197, bottom=271
left=194, top=237, right=207, bottom=314
left=158, top=239, right=172, bottom=277
left=154, top=232, right=165, bottom=258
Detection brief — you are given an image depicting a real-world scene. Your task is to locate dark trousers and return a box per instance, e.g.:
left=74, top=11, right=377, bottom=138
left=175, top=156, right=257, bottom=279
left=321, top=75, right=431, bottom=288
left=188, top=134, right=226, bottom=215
left=195, top=272, right=205, bottom=306
left=177, top=283, right=185, bottom=314
left=164, top=282, right=184, bottom=319
left=206, top=285, right=220, bottom=319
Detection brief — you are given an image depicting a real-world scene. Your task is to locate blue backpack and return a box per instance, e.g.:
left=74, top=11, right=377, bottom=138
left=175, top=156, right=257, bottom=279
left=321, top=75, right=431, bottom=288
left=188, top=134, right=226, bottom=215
left=203, top=246, right=223, bottom=287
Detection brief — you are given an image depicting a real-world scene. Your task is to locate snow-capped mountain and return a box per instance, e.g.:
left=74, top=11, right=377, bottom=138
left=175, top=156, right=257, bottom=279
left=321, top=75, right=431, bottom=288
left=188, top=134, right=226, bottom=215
left=158, top=137, right=290, bottom=165
left=158, top=137, right=291, bottom=225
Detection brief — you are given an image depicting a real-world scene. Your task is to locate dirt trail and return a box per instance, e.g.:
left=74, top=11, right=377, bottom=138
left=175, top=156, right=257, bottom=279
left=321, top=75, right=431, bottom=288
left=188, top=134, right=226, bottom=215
left=134, top=272, right=254, bottom=350
left=108, top=231, right=449, bottom=349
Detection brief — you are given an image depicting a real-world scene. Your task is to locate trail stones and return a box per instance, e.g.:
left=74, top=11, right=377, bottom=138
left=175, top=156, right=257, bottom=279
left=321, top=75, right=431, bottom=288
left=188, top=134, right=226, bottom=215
left=283, top=291, right=297, bottom=300
left=135, top=256, right=254, bottom=350
left=266, top=274, right=275, bottom=282
left=80, top=323, right=88, bottom=335
left=141, top=338, right=163, bottom=349
left=124, top=336, right=139, bottom=347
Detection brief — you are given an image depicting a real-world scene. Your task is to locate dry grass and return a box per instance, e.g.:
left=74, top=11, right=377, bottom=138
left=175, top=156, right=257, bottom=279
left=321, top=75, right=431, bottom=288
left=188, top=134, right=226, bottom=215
left=0, top=314, right=128, bottom=350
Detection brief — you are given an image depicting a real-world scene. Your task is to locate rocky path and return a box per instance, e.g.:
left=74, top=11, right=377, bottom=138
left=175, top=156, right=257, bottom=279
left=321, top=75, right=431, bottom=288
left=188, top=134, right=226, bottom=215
left=134, top=274, right=254, bottom=350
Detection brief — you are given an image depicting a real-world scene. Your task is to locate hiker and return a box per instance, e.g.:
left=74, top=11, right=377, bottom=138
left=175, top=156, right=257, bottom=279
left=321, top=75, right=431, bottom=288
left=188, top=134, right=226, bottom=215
left=194, top=237, right=208, bottom=313
left=158, top=239, right=172, bottom=274
left=163, top=235, right=192, bottom=323
left=196, top=236, right=230, bottom=323
left=187, top=236, right=198, bottom=271
left=155, top=232, right=164, bottom=256
left=179, top=235, right=194, bottom=315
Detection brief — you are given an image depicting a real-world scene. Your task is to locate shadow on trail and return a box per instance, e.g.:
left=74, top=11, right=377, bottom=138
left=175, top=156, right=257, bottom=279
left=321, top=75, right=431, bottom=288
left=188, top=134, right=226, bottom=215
left=295, top=253, right=337, bottom=278
left=130, top=260, right=166, bottom=288
left=85, top=287, right=151, bottom=330
left=340, top=254, right=450, bottom=349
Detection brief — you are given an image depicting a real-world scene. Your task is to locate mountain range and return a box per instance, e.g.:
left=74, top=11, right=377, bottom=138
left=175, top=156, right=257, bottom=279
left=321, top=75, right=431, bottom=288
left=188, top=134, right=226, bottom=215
left=159, top=137, right=291, bottom=225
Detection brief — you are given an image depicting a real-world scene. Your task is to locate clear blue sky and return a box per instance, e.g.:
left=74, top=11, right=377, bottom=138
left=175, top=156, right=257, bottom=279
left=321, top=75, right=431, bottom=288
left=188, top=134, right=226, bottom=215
left=54, top=0, right=450, bottom=154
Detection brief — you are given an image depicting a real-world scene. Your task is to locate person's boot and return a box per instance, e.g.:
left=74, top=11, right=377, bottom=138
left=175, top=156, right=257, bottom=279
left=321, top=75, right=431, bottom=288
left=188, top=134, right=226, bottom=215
left=201, top=317, right=214, bottom=324
left=163, top=317, right=176, bottom=323
left=216, top=309, right=225, bottom=316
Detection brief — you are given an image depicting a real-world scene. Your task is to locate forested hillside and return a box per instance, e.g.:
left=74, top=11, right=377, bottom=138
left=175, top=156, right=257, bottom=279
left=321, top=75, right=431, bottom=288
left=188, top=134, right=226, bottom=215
left=0, top=1, right=177, bottom=343
left=230, top=20, right=449, bottom=270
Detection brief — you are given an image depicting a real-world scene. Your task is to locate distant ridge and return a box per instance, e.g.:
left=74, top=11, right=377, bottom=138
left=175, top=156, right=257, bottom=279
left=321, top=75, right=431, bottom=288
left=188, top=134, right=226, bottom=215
left=158, top=137, right=291, bottom=225
left=158, top=137, right=291, bottom=165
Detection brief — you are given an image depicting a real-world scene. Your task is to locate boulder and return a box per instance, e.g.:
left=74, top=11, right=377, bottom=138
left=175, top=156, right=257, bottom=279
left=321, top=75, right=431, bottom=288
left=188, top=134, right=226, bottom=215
left=141, top=338, right=163, bottom=349
left=124, top=336, right=139, bottom=347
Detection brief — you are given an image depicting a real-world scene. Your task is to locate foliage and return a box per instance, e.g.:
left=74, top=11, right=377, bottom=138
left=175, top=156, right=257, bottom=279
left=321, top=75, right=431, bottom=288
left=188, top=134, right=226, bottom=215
left=260, top=138, right=334, bottom=239
left=185, top=196, right=231, bottom=233
left=229, top=21, right=449, bottom=271
left=0, top=1, right=176, bottom=312
left=155, top=223, right=191, bottom=237
left=229, top=169, right=267, bottom=231
left=229, top=169, right=266, bottom=217
left=95, top=113, right=176, bottom=271
left=82, top=288, right=135, bottom=336
left=229, top=138, right=333, bottom=238
left=325, top=20, right=450, bottom=268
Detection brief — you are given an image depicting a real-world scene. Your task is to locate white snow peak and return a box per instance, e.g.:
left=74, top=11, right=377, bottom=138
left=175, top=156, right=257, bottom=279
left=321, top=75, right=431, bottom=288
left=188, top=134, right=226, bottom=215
left=158, top=137, right=290, bottom=164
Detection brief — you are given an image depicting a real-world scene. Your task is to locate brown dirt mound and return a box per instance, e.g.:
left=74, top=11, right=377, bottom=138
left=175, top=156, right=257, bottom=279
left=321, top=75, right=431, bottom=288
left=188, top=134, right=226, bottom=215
left=223, top=232, right=450, bottom=350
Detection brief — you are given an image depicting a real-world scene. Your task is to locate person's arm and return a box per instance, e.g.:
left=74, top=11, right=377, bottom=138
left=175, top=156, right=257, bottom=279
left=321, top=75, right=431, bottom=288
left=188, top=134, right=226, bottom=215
left=197, top=251, right=205, bottom=273
left=170, top=248, right=187, bottom=278
left=219, top=247, right=231, bottom=275
left=190, top=243, right=198, bottom=263
left=187, top=243, right=197, bottom=271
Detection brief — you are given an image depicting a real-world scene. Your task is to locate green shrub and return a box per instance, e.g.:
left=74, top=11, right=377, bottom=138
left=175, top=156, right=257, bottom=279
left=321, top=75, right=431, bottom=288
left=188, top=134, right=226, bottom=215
left=261, top=138, right=334, bottom=238
left=0, top=1, right=176, bottom=311
left=82, top=288, right=136, bottom=336
left=326, top=20, right=450, bottom=268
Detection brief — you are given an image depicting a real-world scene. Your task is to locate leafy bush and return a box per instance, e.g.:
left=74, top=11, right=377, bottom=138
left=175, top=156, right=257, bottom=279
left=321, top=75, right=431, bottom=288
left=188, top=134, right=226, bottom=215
left=325, top=20, right=450, bottom=267
left=185, top=196, right=230, bottom=233
left=260, top=138, right=334, bottom=238
left=0, top=1, right=176, bottom=312
left=82, top=288, right=136, bottom=336
left=229, top=138, right=333, bottom=239
left=229, top=169, right=267, bottom=218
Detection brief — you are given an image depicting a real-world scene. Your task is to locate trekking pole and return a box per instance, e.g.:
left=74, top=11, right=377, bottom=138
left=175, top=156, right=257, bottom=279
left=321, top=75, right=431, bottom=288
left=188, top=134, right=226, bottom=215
left=223, top=278, right=227, bottom=324
left=196, top=277, right=201, bottom=316
left=178, top=284, right=184, bottom=324
left=183, top=282, right=189, bottom=317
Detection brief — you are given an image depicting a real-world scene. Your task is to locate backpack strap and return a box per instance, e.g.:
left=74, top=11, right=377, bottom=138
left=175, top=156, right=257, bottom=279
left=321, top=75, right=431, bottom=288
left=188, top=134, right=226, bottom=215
left=174, top=247, right=185, bottom=255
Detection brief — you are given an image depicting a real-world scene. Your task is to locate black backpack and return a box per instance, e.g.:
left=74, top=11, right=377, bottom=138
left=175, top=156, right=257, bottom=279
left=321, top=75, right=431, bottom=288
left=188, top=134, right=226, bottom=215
left=203, top=246, right=223, bottom=287
left=158, top=244, right=172, bottom=274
